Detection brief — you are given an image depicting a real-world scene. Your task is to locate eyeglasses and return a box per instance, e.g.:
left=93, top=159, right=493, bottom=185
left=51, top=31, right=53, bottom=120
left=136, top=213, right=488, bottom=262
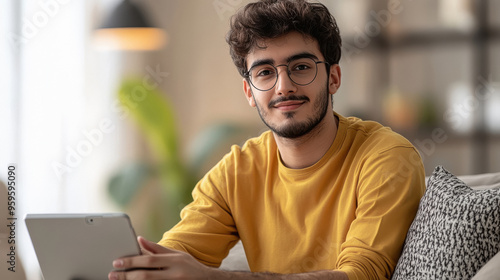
left=244, top=57, right=329, bottom=91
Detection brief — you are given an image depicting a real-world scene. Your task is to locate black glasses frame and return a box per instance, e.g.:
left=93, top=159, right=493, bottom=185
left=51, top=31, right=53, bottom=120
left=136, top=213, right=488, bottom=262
left=244, top=59, right=329, bottom=91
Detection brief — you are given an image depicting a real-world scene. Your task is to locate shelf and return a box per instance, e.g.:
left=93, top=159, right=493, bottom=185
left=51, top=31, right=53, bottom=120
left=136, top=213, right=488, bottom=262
left=343, top=28, right=500, bottom=51
left=340, top=0, right=497, bottom=174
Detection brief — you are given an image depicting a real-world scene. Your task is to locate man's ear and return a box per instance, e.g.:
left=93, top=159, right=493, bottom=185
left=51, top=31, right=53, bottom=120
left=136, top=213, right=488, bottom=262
left=243, top=78, right=256, bottom=107
left=328, top=64, right=341, bottom=95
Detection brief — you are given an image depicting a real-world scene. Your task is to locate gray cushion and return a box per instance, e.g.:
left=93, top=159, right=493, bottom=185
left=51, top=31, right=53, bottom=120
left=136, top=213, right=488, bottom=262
left=392, top=166, right=500, bottom=279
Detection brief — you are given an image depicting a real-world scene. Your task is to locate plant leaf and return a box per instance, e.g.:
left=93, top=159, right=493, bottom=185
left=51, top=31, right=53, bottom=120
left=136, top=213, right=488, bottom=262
left=118, top=78, right=181, bottom=164
left=118, top=78, right=192, bottom=193
left=108, top=162, right=151, bottom=207
left=188, top=123, right=243, bottom=176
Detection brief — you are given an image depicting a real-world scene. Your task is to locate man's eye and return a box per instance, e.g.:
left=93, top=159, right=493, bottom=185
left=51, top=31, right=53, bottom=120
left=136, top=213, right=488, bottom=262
left=256, top=68, right=274, bottom=77
left=293, top=64, right=310, bottom=71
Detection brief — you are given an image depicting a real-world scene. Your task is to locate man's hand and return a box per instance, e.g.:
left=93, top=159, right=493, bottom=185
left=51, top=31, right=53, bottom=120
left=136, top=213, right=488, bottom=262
left=108, top=236, right=213, bottom=280
left=108, top=237, right=348, bottom=280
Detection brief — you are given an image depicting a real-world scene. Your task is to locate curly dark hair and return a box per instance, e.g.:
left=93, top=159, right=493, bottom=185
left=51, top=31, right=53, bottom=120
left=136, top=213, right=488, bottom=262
left=226, top=0, right=342, bottom=77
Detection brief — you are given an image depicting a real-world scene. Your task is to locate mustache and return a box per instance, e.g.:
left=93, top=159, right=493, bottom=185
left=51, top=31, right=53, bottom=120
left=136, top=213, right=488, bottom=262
left=268, top=95, right=310, bottom=109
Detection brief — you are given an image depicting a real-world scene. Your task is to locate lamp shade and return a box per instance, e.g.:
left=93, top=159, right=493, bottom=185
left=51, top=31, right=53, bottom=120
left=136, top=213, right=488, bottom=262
left=94, top=0, right=167, bottom=51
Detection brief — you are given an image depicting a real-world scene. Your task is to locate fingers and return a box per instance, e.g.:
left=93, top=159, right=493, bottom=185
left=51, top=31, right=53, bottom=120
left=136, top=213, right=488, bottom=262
left=138, top=236, right=154, bottom=255
left=109, top=237, right=200, bottom=280
left=113, top=255, right=167, bottom=270
left=140, top=247, right=152, bottom=256
left=137, top=236, right=175, bottom=254
left=112, top=237, right=182, bottom=270
left=109, top=254, right=170, bottom=280
left=108, top=262, right=215, bottom=280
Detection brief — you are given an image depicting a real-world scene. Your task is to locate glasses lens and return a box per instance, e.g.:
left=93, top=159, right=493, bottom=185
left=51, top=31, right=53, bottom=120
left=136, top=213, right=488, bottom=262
left=248, top=64, right=277, bottom=91
left=247, top=57, right=319, bottom=91
left=288, top=58, right=317, bottom=86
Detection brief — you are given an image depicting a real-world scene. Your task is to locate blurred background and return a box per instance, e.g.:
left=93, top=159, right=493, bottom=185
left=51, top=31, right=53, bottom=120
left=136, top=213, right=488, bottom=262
left=0, top=0, right=499, bottom=279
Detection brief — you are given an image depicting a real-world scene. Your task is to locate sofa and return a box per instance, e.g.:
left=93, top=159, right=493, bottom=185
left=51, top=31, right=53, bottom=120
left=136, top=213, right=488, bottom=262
left=220, top=166, right=500, bottom=279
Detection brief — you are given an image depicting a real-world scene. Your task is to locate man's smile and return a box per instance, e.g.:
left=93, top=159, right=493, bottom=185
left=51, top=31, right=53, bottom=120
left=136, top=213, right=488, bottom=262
left=268, top=95, right=310, bottom=111
left=273, top=100, right=307, bottom=111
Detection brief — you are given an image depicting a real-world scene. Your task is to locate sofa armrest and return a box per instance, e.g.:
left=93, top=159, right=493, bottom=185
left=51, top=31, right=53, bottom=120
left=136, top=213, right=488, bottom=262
left=219, top=240, right=250, bottom=271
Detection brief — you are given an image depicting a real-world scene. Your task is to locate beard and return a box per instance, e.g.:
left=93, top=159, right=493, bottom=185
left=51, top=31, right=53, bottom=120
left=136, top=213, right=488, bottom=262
left=253, top=83, right=330, bottom=139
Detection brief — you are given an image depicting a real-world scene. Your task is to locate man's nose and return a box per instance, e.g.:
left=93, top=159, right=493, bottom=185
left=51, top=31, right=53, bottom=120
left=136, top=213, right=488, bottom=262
left=274, top=65, right=297, bottom=95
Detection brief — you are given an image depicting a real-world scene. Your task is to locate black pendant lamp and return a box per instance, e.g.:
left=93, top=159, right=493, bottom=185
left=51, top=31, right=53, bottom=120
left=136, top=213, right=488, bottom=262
left=94, top=0, right=166, bottom=51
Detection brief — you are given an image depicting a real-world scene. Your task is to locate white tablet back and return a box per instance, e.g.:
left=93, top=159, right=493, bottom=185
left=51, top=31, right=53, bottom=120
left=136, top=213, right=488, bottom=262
left=25, top=213, right=141, bottom=280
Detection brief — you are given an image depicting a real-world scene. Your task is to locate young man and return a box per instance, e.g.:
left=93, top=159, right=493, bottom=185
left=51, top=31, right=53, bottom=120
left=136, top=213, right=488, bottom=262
left=108, top=0, right=425, bottom=279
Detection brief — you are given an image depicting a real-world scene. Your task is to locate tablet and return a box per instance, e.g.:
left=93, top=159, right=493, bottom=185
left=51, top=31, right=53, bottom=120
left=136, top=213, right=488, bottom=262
left=25, top=213, right=141, bottom=280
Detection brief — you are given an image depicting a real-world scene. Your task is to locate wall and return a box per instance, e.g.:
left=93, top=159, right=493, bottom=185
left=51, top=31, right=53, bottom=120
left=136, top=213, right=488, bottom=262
left=137, top=0, right=500, bottom=175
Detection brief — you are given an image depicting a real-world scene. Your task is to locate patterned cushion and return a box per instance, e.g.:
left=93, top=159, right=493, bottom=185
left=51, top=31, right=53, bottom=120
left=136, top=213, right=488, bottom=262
left=392, top=166, right=500, bottom=280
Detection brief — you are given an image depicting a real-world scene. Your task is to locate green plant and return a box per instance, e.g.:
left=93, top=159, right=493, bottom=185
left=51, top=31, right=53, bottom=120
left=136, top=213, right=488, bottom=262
left=108, top=78, right=245, bottom=240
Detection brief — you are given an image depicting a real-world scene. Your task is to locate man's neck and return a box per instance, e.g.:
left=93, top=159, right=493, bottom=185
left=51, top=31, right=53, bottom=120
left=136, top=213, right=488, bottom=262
left=274, top=112, right=338, bottom=169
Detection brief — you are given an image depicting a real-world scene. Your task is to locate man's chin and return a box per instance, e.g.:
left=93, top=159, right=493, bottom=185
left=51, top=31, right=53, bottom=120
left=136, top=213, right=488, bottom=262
left=283, top=111, right=297, bottom=119
left=270, top=121, right=315, bottom=139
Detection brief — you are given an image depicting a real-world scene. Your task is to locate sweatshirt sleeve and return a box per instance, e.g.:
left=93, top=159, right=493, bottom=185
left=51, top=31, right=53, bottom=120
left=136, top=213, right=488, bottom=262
left=158, top=159, right=239, bottom=268
left=336, top=145, right=426, bottom=280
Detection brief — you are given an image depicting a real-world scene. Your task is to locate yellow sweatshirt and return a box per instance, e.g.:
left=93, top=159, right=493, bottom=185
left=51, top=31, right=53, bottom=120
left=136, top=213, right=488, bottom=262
left=159, top=112, right=426, bottom=280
